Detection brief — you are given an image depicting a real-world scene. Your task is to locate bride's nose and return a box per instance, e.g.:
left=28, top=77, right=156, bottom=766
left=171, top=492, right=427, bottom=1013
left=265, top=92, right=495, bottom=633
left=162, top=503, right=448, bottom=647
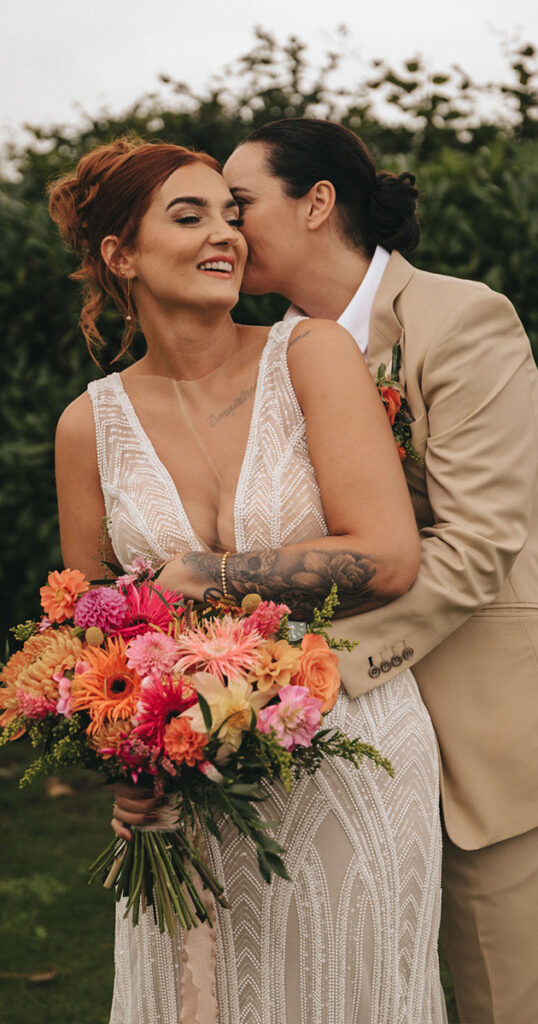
left=208, top=216, right=241, bottom=246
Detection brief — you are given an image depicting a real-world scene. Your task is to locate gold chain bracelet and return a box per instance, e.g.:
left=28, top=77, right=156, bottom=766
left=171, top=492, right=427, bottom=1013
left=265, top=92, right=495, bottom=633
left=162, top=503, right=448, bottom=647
left=220, top=551, right=231, bottom=599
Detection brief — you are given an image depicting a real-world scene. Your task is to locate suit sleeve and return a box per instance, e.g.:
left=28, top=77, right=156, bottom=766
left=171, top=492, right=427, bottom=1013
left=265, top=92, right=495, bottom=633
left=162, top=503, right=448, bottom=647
left=330, top=288, right=538, bottom=697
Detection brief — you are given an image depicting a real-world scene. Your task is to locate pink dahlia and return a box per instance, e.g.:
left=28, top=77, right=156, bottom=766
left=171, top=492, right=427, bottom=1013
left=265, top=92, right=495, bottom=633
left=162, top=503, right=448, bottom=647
left=256, top=684, right=322, bottom=751
left=127, top=632, right=181, bottom=680
left=16, top=688, right=57, bottom=720
left=116, top=556, right=157, bottom=586
left=74, top=587, right=130, bottom=632
left=132, top=675, right=197, bottom=748
left=115, top=583, right=184, bottom=640
left=173, top=615, right=262, bottom=682
left=243, top=601, right=291, bottom=638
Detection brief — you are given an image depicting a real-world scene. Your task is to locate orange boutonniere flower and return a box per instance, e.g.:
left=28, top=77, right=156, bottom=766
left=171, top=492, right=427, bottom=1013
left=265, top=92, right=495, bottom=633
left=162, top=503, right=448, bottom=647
left=375, top=343, right=423, bottom=464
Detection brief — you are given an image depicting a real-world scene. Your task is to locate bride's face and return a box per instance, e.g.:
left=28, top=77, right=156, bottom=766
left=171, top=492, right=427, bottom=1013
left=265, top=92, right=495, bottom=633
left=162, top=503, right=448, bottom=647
left=126, top=162, right=247, bottom=314
left=223, top=143, right=305, bottom=296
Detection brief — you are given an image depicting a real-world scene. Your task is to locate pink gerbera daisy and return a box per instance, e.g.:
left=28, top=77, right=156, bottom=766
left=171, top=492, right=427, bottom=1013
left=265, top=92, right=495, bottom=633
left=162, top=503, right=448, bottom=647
left=114, top=583, right=184, bottom=640
left=132, top=675, right=197, bottom=748
left=173, top=615, right=262, bottom=682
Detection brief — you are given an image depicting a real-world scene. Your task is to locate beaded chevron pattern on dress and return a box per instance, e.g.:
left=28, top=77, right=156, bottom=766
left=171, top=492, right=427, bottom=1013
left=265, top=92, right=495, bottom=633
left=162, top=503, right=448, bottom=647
left=89, top=319, right=447, bottom=1024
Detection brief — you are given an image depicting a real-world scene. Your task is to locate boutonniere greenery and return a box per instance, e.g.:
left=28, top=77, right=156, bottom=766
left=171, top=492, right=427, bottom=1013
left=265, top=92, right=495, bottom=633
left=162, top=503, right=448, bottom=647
left=375, top=343, right=423, bottom=464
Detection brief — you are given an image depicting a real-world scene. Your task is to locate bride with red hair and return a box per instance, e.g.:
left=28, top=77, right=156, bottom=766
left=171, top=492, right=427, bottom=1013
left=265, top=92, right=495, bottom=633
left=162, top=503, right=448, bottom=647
left=49, top=136, right=446, bottom=1023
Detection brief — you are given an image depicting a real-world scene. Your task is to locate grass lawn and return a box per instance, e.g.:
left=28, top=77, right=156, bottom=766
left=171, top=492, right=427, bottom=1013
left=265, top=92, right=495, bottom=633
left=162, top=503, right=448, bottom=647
left=0, top=739, right=459, bottom=1022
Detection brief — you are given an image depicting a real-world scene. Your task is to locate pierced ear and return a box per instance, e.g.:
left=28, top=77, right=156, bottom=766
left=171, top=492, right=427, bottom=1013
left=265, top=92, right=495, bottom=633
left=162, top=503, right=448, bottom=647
left=100, top=235, right=134, bottom=278
left=305, top=181, right=336, bottom=231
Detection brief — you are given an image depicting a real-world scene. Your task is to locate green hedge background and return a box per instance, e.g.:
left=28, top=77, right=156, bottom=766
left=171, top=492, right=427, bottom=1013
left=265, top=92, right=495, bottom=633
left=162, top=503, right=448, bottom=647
left=1, top=30, right=537, bottom=635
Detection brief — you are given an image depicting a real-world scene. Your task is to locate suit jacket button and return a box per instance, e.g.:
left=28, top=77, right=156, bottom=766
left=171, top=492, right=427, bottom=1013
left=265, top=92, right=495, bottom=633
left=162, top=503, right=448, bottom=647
left=368, top=665, right=381, bottom=679
left=391, top=654, right=403, bottom=667
left=402, top=647, right=414, bottom=660
left=380, top=660, right=392, bottom=673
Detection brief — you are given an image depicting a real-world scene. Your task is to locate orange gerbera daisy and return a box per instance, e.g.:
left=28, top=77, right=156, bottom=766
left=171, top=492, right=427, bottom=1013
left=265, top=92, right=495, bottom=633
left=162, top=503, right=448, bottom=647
left=0, top=629, right=84, bottom=731
left=70, top=636, right=142, bottom=734
left=40, top=568, right=90, bottom=623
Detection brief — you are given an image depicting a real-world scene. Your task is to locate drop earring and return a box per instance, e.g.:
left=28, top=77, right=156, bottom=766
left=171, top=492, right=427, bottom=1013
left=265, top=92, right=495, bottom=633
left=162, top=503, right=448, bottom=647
left=125, top=277, right=133, bottom=322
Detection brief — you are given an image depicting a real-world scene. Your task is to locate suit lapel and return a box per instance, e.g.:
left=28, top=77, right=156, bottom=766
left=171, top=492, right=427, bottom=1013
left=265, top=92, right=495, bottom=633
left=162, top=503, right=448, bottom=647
left=366, top=252, right=415, bottom=392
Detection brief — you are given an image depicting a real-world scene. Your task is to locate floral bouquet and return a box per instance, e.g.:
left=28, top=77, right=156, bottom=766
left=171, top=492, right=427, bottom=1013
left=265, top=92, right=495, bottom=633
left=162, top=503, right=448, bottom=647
left=0, top=558, right=392, bottom=937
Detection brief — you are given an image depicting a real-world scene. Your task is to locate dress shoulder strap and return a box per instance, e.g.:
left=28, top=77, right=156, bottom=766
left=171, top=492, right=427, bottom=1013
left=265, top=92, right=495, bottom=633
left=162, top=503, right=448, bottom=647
left=87, top=372, right=126, bottom=490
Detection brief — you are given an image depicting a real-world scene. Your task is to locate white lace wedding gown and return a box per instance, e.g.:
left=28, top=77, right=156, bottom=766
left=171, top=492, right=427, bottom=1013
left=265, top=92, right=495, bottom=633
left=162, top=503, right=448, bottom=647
left=88, top=319, right=447, bottom=1024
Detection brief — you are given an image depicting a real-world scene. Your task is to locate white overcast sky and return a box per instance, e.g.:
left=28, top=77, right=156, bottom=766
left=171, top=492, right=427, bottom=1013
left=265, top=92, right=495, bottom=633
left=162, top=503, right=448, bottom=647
left=1, top=0, right=537, bottom=148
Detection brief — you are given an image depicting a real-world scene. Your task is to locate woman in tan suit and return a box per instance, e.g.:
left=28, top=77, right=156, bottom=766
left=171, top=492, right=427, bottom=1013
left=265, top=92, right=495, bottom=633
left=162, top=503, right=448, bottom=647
left=223, top=118, right=538, bottom=1024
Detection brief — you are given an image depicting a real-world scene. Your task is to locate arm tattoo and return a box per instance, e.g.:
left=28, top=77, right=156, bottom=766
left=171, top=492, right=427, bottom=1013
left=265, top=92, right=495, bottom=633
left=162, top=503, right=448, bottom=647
left=182, top=547, right=378, bottom=619
left=287, top=328, right=311, bottom=351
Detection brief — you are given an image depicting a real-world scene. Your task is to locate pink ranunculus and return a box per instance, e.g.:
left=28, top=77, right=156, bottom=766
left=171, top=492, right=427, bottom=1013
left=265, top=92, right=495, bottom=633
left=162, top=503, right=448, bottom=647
left=53, top=671, right=72, bottom=718
left=74, top=587, right=130, bottom=632
left=256, top=684, right=322, bottom=751
left=243, top=601, right=291, bottom=638
left=126, top=632, right=181, bottom=681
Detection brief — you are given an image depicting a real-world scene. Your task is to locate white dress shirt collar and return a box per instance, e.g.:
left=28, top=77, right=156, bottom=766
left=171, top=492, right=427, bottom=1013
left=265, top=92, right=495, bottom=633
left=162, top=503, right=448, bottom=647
left=284, top=245, right=390, bottom=356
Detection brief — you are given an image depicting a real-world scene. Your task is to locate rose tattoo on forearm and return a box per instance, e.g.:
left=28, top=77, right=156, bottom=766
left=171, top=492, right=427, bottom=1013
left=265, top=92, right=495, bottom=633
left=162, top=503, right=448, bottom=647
left=182, top=548, right=378, bottom=619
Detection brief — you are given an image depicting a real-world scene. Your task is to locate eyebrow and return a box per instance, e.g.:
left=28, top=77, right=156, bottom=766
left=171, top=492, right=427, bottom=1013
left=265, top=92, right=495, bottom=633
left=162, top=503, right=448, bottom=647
left=165, top=195, right=239, bottom=211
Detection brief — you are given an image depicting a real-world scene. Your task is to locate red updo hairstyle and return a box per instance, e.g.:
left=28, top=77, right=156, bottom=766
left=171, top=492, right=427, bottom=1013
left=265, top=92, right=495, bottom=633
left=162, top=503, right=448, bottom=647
left=48, top=136, right=220, bottom=363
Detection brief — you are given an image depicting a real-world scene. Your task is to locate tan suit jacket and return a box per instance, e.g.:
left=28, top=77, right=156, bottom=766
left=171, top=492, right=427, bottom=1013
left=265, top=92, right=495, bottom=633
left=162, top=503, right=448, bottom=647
left=332, top=252, right=538, bottom=851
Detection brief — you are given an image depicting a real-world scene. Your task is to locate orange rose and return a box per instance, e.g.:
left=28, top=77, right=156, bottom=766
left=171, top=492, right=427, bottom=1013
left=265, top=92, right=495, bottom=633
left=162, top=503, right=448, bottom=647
left=380, top=385, right=401, bottom=426
left=291, top=633, right=340, bottom=712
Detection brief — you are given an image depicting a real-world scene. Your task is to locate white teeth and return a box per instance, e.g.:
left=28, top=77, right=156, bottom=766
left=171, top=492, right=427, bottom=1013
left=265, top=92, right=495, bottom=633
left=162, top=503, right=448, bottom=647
left=198, top=260, right=233, bottom=272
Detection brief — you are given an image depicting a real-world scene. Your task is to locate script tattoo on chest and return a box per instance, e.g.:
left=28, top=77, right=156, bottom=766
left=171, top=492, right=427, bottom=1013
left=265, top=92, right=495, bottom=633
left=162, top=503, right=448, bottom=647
left=208, top=383, right=256, bottom=429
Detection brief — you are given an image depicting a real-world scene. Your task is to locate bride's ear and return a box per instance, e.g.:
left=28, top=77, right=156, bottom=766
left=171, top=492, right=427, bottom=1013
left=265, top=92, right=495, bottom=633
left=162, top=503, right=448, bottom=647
left=101, top=235, right=134, bottom=278
left=304, top=181, right=336, bottom=231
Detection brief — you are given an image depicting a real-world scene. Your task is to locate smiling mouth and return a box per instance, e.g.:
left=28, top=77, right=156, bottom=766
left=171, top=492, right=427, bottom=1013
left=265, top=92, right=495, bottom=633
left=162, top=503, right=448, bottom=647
left=198, top=259, right=234, bottom=277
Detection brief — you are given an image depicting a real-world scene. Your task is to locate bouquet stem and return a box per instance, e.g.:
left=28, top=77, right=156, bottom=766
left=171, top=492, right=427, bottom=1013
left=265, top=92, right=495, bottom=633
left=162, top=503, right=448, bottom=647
left=88, top=826, right=227, bottom=936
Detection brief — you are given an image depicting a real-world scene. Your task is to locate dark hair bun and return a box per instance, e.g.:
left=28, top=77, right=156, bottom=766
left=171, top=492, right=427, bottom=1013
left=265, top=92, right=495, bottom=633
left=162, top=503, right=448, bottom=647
left=371, top=171, right=420, bottom=258
left=241, top=118, right=421, bottom=258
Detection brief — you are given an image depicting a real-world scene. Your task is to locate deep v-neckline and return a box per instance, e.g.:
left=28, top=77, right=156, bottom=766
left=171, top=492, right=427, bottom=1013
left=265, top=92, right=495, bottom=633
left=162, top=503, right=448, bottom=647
left=113, top=324, right=279, bottom=553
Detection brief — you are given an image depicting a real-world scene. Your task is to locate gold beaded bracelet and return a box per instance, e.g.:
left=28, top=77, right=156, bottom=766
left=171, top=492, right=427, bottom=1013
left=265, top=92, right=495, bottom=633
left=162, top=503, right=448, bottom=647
left=220, top=551, right=231, bottom=599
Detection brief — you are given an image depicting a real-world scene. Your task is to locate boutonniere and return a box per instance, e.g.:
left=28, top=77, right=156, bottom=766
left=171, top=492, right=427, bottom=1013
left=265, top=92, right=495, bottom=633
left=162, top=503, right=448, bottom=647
left=375, top=343, right=423, bottom=464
